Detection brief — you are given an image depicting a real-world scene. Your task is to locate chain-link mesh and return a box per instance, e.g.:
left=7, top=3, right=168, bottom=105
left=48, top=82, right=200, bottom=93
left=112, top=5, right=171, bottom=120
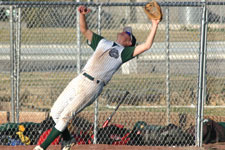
left=94, top=4, right=199, bottom=146
left=203, top=1, right=225, bottom=121
left=0, top=7, right=10, bottom=106
left=0, top=1, right=224, bottom=148
left=0, top=5, right=11, bottom=114
left=0, top=5, right=15, bottom=146
left=19, top=5, right=78, bottom=112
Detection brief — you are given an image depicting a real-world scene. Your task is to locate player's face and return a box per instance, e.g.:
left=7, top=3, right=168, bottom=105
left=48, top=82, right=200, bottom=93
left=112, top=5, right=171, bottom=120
left=123, top=32, right=131, bottom=40
left=117, top=32, right=132, bottom=45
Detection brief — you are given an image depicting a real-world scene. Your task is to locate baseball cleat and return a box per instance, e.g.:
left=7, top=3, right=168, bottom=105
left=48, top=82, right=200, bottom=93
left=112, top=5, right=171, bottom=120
left=61, top=138, right=76, bottom=150
left=33, top=145, right=44, bottom=150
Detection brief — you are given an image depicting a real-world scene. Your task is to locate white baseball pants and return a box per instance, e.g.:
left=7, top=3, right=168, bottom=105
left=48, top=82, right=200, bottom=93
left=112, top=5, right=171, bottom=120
left=50, top=74, right=104, bottom=132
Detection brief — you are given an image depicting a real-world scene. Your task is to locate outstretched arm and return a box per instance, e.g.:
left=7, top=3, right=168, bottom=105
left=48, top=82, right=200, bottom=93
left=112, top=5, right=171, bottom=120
left=133, top=20, right=160, bottom=57
left=78, top=5, right=93, bottom=42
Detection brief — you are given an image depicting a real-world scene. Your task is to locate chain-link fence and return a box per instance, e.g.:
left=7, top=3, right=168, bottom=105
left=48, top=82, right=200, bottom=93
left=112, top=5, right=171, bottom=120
left=0, top=0, right=225, bottom=148
left=0, top=5, right=11, bottom=123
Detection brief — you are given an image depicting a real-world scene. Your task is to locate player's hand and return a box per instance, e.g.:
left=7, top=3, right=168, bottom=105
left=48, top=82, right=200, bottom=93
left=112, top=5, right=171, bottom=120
left=78, top=5, right=91, bottom=15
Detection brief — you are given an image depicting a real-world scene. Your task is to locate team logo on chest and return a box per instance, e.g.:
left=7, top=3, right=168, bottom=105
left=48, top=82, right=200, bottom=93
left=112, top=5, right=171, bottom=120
left=109, top=48, right=119, bottom=59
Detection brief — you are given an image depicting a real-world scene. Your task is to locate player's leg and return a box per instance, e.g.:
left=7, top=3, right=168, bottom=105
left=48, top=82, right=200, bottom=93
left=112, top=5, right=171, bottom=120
left=34, top=77, right=80, bottom=150
left=57, top=82, right=103, bottom=150
left=54, top=76, right=104, bottom=132
left=58, top=77, right=104, bottom=148
left=36, top=76, right=103, bottom=150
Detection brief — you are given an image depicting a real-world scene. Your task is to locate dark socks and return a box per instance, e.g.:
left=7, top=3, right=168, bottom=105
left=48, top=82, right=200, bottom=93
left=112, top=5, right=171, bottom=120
left=61, top=127, right=71, bottom=141
left=40, top=127, right=61, bottom=150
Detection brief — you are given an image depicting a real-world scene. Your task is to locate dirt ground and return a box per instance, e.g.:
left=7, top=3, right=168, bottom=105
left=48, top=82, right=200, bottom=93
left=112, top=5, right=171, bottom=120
left=1, top=144, right=225, bottom=150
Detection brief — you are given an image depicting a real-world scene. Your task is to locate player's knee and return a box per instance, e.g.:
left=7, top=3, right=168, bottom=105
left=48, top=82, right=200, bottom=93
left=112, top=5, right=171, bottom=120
left=50, top=111, right=60, bottom=124
left=55, top=116, right=70, bottom=132
left=59, top=114, right=71, bottom=123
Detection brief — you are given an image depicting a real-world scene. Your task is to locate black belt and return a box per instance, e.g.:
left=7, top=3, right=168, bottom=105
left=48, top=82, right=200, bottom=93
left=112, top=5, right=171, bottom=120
left=83, top=72, right=100, bottom=84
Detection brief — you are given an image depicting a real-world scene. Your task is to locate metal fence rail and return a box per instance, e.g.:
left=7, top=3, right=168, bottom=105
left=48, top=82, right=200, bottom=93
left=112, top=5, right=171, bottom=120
left=0, top=0, right=224, bottom=148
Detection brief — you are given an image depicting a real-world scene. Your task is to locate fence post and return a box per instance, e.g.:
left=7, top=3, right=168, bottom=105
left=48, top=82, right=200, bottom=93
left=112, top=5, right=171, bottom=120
left=10, top=6, right=15, bottom=123
left=94, top=3, right=102, bottom=145
left=196, top=0, right=208, bottom=146
left=76, top=0, right=81, bottom=74
left=15, top=7, right=21, bottom=123
left=165, top=6, right=171, bottom=125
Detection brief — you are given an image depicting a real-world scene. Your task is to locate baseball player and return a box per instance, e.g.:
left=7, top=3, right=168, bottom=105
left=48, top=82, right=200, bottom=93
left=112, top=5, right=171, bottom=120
left=34, top=5, right=160, bottom=150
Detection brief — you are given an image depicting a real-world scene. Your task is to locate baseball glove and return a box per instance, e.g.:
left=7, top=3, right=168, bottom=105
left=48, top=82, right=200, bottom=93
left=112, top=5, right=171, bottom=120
left=144, top=1, right=163, bottom=21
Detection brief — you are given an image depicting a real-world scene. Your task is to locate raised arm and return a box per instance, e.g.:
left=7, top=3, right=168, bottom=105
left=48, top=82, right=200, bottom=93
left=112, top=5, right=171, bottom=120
left=78, top=5, right=93, bottom=42
left=133, top=20, right=160, bottom=57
